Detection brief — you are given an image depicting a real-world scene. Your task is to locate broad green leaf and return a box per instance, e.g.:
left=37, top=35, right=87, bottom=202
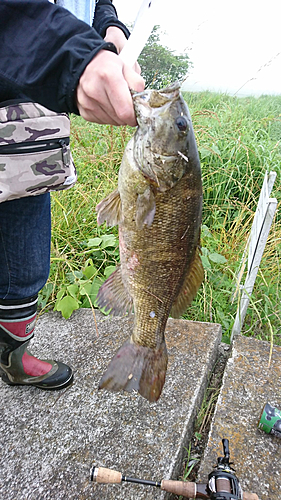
left=66, top=272, right=76, bottom=284
left=209, top=252, right=227, bottom=264
left=67, top=271, right=83, bottom=282
left=56, top=288, right=66, bottom=300
left=83, top=265, right=98, bottom=279
left=90, top=280, right=103, bottom=297
left=199, top=147, right=211, bottom=159
left=100, top=234, right=116, bottom=249
left=201, top=225, right=212, bottom=238
left=104, top=265, right=116, bottom=278
left=81, top=296, right=91, bottom=309
left=106, top=249, right=120, bottom=256
left=201, top=254, right=211, bottom=270
left=211, top=144, right=221, bottom=155
left=84, top=258, right=94, bottom=267
left=201, top=247, right=209, bottom=257
left=73, top=270, right=84, bottom=279
left=67, top=284, right=79, bottom=298
left=55, top=296, right=79, bottom=319
left=87, top=237, right=102, bottom=247
left=216, top=309, right=230, bottom=329
left=44, top=282, right=54, bottom=295
left=38, top=283, right=54, bottom=309
left=79, top=282, right=92, bottom=296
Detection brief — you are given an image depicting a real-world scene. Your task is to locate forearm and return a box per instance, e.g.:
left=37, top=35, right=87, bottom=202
left=93, top=0, right=130, bottom=39
left=0, top=0, right=117, bottom=114
left=0, top=0, right=144, bottom=126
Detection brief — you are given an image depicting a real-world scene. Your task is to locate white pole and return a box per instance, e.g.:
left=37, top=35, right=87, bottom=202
left=231, top=171, right=277, bottom=342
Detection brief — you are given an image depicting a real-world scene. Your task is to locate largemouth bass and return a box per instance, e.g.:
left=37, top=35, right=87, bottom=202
left=96, top=82, right=203, bottom=402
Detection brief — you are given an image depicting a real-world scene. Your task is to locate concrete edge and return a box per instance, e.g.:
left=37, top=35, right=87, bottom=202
left=162, top=323, right=222, bottom=499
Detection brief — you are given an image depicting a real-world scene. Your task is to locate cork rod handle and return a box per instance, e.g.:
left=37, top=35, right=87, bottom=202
left=161, top=479, right=196, bottom=497
left=93, top=467, right=122, bottom=484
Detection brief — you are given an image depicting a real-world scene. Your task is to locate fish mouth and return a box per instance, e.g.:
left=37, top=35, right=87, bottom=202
left=131, top=82, right=181, bottom=99
left=132, top=82, right=181, bottom=108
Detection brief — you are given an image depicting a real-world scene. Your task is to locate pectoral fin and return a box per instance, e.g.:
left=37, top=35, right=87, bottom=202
left=170, top=247, right=204, bottom=318
left=135, top=187, right=156, bottom=230
left=96, top=265, right=133, bottom=315
left=96, top=189, right=122, bottom=227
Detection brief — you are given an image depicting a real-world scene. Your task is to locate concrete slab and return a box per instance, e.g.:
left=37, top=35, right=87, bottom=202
left=0, top=309, right=221, bottom=500
left=198, top=335, right=281, bottom=500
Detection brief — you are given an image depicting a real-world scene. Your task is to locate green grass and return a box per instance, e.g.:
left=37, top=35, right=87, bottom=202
left=39, top=92, right=281, bottom=344
left=183, top=92, right=281, bottom=343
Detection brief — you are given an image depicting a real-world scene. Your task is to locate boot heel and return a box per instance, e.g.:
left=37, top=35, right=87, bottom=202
left=0, top=371, right=16, bottom=386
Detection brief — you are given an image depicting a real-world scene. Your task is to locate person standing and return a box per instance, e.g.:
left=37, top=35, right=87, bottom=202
left=0, top=0, right=144, bottom=390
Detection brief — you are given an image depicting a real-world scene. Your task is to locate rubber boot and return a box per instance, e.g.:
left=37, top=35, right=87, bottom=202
left=0, top=295, right=73, bottom=390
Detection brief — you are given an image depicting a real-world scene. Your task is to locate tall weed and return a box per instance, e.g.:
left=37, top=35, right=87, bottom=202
left=184, top=92, right=281, bottom=342
left=39, top=93, right=281, bottom=344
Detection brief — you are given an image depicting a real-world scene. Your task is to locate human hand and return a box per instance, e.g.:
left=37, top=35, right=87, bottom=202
left=104, top=26, right=141, bottom=76
left=76, top=49, right=144, bottom=126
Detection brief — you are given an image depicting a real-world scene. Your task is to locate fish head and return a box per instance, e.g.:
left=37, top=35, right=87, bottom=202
left=132, top=82, right=199, bottom=191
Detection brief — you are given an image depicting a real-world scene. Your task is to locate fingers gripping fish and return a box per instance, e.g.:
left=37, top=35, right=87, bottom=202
left=96, top=82, right=204, bottom=403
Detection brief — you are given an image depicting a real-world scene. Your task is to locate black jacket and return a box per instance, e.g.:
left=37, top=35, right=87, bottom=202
left=0, top=0, right=130, bottom=114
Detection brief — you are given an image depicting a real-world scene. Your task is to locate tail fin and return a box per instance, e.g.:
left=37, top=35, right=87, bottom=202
left=98, top=339, right=168, bottom=403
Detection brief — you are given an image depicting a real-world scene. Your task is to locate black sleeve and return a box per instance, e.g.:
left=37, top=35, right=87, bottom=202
left=0, top=0, right=128, bottom=115
left=93, top=0, right=130, bottom=39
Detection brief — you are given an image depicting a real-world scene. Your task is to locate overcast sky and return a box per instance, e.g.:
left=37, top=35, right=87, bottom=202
left=114, top=0, right=281, bottom=96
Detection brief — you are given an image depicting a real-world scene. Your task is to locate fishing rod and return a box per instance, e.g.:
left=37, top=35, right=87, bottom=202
left=91, top=439, right=259, bottom=500
left=119, top=0, right=162, bottom=67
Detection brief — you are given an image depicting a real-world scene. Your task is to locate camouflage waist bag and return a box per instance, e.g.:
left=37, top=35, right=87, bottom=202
left=0, top=101, right=77, bottom=203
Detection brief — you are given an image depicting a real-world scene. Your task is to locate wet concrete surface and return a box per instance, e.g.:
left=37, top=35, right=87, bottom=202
left=0, top=309, right=221, bottom=500
left=198, top=335, right=281, bottom=500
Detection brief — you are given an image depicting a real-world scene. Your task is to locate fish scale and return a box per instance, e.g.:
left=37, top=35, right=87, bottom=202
left=96, top=82, right=204, bottom=402
left=125, top=180, right=199, bottom=348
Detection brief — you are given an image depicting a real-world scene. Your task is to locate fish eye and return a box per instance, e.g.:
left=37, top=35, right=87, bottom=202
left=175, top=116, right=188, bottom=132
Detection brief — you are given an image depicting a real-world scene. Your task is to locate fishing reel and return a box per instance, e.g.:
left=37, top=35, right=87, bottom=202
left=91, top=437, right=259, bottom=499
left=207, top=439, right=243, bottom=500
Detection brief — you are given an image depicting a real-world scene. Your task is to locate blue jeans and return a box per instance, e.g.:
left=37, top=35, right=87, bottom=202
left=0, top=194, right=51, bottom=300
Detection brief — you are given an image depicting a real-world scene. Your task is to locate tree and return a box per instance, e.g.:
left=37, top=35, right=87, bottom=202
left=137, top=26, right=191, bottom=89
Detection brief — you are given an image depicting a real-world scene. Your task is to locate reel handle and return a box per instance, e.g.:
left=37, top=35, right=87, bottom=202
left=222, top=438, right=230, bottom=461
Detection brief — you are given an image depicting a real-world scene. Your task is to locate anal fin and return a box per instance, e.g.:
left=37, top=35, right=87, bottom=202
left=96, top=265, right=133, bottom=316
left=170, top=247, right=204, bottom=318
left=96, top=189, right=122, bottom=227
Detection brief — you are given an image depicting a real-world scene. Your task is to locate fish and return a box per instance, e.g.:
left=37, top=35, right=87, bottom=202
left=96, top=82, right=204, bottom=403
